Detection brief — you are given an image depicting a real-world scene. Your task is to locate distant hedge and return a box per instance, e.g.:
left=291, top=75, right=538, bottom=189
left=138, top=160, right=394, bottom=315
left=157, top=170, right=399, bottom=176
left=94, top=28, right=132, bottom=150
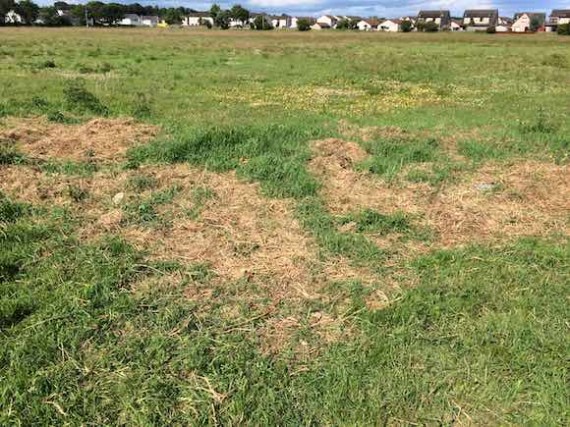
left=558, top=24, right=570, bottom=35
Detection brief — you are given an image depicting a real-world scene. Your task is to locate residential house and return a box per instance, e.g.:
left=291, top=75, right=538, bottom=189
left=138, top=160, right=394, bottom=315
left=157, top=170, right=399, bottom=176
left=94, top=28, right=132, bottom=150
left=182, top=12, right=214, bottom=27
left=311, top=21, right=331, bottom=30
left=450, top=20, right=463, bottom=31
left=5, top=10, right=23, bottom=24
left=512, top=13, right=545, bottom=32
left=463, top=9, right=499, bottom=31
left=271, top=15, right=292, bottom=29
left=141, top=16, right=159, bottom=27
left=496, top=17, right=513, bottom=32
left=119, top=14, right=142, bottom=26
left=317, top=15, right=340, bottom=28
left=378, top=19, right=400, bottom=32
left=416, top=10, right=451, bottom=30
left=249, top=14, right=272, bottom=28
left=356, top=19, right=378, bottom=31
left=546, top=10, right=570, bottom=32
left=290, top=17, right=313, bottom=29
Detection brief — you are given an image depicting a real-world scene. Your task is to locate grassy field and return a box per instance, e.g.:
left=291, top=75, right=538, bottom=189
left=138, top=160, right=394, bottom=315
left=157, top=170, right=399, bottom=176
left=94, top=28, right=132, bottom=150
left=1, top=28, right=569, bottom=425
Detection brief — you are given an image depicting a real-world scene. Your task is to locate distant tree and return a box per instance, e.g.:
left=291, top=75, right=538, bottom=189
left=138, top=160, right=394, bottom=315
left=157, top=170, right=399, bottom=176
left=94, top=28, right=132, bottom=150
left=252, top=14, right=272, bottom=30
left=215, top=9, right=230, bottom=29
left=0, top=0, right=16, bottom=25
left=557, top=23, right=570, bottom=35
left=486, top=25, right=496, bottom=34
left=296, top=18, right=311, bottom=31
left=85, top=1, right=105, bottom=24
left=14, top=0, right=39, bottom=24
left=101, top=3, right=123, bottom=25
left=124, top=3, right=146, bottom=16
left=529, top=16, right=541, bottom=32
left=38, top=6, right=71, bottom=25
left=209, top=3, right=220, bottom=21
left=400, top=20, right=413, bottom=32
left=230, top=4, right=249, bottom=27
left=70, top=4, right=87, bottom=25
left=162, top=8, right=182, bottom=25
left=53, top=1, right=70, bottom=11
left=422, top=21, right=439, bottom=32
left=336, top=18, right=356, bottom=30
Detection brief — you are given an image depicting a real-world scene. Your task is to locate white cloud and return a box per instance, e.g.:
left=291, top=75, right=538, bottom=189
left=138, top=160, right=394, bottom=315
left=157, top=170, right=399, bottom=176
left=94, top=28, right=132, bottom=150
left=248, top=0, right=323, bottom=6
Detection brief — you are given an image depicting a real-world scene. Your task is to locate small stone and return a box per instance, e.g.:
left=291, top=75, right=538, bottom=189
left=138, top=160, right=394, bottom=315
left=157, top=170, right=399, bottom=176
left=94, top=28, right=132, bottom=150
left=475, top=183, right=495, bottom=192
left=112, top=192, right=125, bottom=205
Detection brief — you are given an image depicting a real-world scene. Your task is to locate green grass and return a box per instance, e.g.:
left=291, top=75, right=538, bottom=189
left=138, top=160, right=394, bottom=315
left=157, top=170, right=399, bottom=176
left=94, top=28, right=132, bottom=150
left=1, top=28, right=569, bottom=424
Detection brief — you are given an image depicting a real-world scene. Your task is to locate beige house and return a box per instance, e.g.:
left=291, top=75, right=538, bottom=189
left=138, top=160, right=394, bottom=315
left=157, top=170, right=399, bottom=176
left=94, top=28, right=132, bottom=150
left=378, top=19, right=400, bottom=32
left=463, top=9, right=499, bottom=31
left=416, top=10, right=451, bottom=30
left=317, top=15, right=340, bottom=28
left=356, top=19, right=378, bottom=31
left=311, top=22, right=331, bottom=30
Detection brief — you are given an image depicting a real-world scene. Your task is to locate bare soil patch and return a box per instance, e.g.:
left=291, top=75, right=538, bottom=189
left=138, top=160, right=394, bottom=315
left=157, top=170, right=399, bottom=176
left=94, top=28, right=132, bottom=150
left=0, top=116, right=157, bottom=162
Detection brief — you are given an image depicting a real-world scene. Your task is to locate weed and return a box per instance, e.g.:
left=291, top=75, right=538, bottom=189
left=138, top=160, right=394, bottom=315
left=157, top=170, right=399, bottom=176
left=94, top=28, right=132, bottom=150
left=0, top=144, right=26, bottom=165
left=31, top=96, right=50, bottom=110
left=0, top=193, right=29, bottom=223
left=186, top=186, right=216, bottom=219
left=39, top=59, right=57, bottom=69
left=63, top=80, right=108, bottom=115
left=338, top=209, right=412, bottom=234
left=360, top=137, right=442, bottom=180
left=67, top=185, right=89, bottom=202
left=132, top=92, right=153, bottom=119
left=128, top=174, right=158, bottom=192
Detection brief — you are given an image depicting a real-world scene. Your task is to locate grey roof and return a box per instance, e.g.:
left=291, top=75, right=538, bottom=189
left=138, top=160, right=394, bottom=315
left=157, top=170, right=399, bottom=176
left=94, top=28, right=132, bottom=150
left=417, top=10, right=450, bottom=19
left=550, top=10, right=570, bottom=18
left=187, top=12, right=211, bottom=18
left=514, top=12, right=545, bottom=21
left=463, top=9, right=499, bottom=18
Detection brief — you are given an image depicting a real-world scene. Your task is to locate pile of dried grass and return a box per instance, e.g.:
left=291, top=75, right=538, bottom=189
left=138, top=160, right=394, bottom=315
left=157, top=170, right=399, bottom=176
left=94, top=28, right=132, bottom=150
left=1, top=117, right=157, bottom=162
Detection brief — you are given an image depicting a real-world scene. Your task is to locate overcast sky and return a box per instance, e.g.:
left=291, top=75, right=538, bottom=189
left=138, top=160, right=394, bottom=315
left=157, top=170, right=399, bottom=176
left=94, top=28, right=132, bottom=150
left=41, top=1, right=569, bottom=18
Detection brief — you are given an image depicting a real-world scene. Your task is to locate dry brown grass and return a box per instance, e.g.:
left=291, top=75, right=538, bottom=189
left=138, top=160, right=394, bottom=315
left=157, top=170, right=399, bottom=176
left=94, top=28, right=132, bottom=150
left=308, top=138, right=431, bottom=217
left=309, top=138, right=570, bottom=247
left=0, top=117, right=157, bottom=162
left=257, top=311, right=353, bottom=357
left=428, top=161, right=570, bottom=245
left=0, top=162, right=378, bottom=301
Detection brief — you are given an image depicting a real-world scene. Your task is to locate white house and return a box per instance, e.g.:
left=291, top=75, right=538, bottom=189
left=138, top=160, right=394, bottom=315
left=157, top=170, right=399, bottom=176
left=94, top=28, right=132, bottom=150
left=271, top=15, right=291, bottom=29
left=141, top=16, right=159, bottom=27
left=119, top=14, right=142, bottom=26
left=317, top=15, right=340, bottom=28
left=311, top=22, right=331, bottom=30
left=512, top=13, right=545, bottom=32
left=378, top=19, right=400, bottom=32
left=5, top=10, right=23, bottom=24
left=416, top=10, right=451, bottom=30
left=356, top=19, right=376, bottom=31
left=463, top=9, right=499, bottom=31
left=450, top=20, right=463, bottom=31
left=182, top=12, right=214, bottom=27
left=546, top=10, right=570, bottom=32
